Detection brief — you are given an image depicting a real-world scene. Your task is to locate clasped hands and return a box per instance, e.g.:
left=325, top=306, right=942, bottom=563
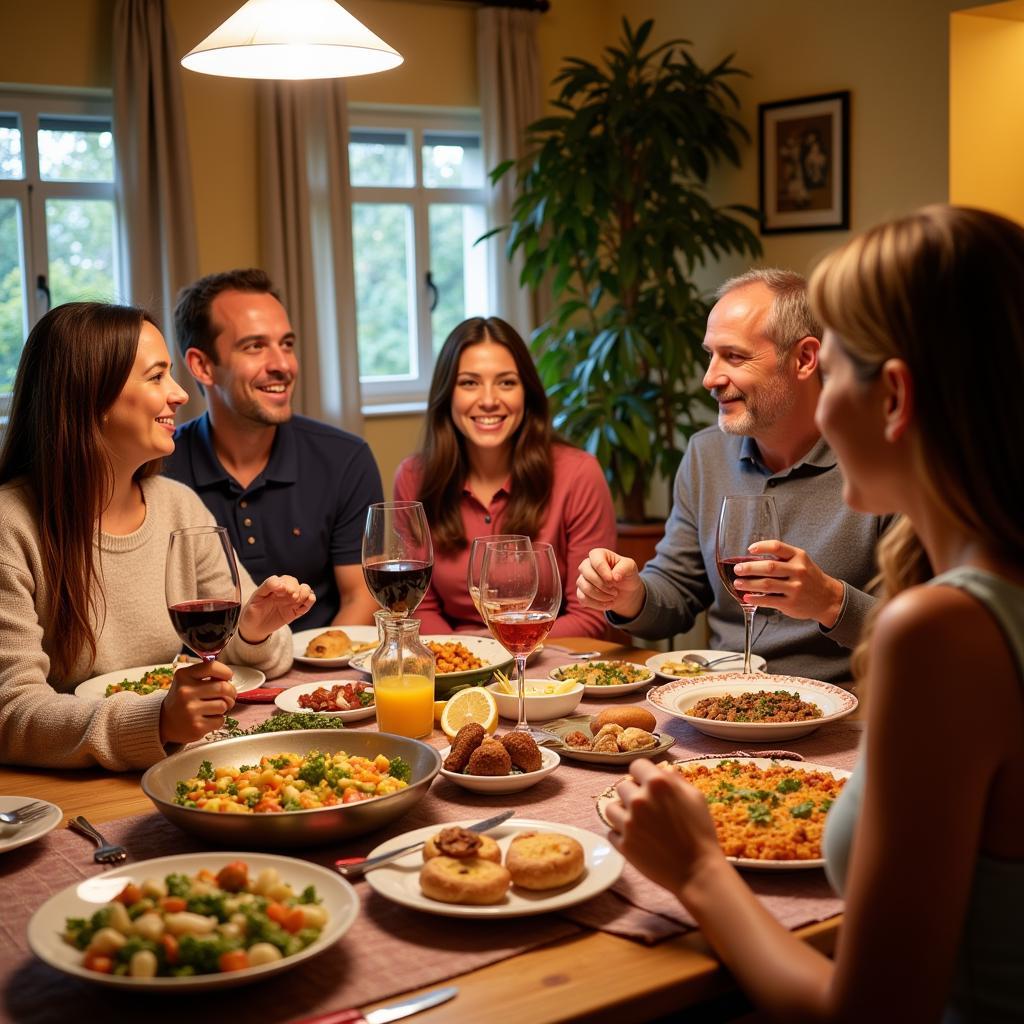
left=160, top=575, right=315, bottom=745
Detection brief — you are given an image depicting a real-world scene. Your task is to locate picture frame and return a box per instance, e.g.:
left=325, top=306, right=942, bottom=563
left=758, top=91, right=849, bottom=234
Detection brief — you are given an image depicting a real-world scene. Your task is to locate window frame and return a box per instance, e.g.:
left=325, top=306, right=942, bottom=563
left=0, top=86, right=120, bottom=413
left=348, top=104, right=489, bottom=410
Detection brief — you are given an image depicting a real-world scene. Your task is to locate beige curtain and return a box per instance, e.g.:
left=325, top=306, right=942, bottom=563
left=258, top=81, right=363, bottom=435
left=477, top=7, right=543, bottom=336
left=112, top=0, right=202, bottom=416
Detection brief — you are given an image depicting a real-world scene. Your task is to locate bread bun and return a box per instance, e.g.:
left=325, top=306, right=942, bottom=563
left=592, top=706, right=657, bottom=733
left=505, top=831, right=585, bottom=891
left=423, top=830, right=501, bottom=863
left=304, top=629, right=352, bottom=658
left=419, top=856, right=511, bottom=904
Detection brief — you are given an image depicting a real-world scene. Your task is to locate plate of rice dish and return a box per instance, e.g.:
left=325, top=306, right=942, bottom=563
left=548, top=659, right=655, bottom=696
left=75, top=663, right=265, bottom=700
left=597, top=757, right=850, bottom=869
left=646, top=672, right=858, bottom=741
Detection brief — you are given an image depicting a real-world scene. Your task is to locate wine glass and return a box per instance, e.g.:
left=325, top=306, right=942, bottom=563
left=467, top=534, right=531, bottom=620
left=480, top=541, right=560, bottom=734
left=165, top=526, right=242, bottom=665
left=716, top=495, right=780, bottom=673
left=362, top=501, right=434, bottom=616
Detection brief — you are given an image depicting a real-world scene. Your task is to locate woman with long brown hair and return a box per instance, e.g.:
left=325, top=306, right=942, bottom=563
left=607, top=206, right=1024, bottom=1020
left=0, top=302, right=314, bottom=770
left=394, top=316, right=615, bottom=637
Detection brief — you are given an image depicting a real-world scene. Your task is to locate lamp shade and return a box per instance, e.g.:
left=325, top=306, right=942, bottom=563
left=181, top=0, right=404, bottom=80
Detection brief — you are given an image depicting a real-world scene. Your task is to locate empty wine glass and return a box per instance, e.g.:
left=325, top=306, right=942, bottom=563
left=165, top=526, right=242, bottom=664
left=467, top=534, right=531, bottom=621
left=715, top=495, right=780, bottom=673
left=480, top=541, right=560, bottom=734
left=362, top=501, right=434, bottom=616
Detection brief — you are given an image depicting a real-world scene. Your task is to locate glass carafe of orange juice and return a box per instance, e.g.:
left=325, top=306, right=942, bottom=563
left=370, top=617, right=434, bottom=739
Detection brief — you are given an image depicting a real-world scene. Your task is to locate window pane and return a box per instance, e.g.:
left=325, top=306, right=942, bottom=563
left=429, top=204, right=489, bottom=350
left=0, top=114, right=23, bottom=180
left=423, top=133, right=483, bottom=188
left=0, top=199, right=26, bottom=390
left=353, top=203, right=415, bottom=379
left=349, top=129, right=413, bottom=187
left=38, top=116, right=114, bottom=182
left=46, top=198, right=118, bottom=305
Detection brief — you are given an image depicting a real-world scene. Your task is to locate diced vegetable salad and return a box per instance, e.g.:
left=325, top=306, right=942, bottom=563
left=173, top=750, right=412, bottom=814
left=63, top=861, right=326, bottom=977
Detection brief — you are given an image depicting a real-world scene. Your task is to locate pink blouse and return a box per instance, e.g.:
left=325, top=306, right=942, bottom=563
left=393, top=444, right=616, bottom=638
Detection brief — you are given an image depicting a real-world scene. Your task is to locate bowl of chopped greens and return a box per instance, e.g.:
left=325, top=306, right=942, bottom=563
left=142, top=730, right=441, bottom=848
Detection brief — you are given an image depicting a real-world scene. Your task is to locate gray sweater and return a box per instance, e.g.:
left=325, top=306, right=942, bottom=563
left=0, top=476, right=292, bottom=770
left=611, top=428, right=893, bottom=683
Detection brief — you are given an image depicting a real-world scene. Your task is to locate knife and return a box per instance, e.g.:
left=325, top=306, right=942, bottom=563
left=335, top=809, right=515, bottom=878
left=287, top=985, right=457, bottom=1024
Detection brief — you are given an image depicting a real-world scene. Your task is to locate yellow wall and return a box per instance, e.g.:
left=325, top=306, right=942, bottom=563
left=950, top=3, right=1024, bottom=222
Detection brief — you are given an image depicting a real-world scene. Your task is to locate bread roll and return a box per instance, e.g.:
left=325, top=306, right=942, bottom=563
left=423, top=830, right=501, bottom=863
left=592, top=706, right=657, bottom=733
left=419, top=856, right=511, bottom=904
left=506, top=831, right=585, bottom=891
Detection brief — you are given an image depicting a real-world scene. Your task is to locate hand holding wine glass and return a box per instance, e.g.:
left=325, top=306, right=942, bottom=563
left=480, top=541, right=560, bottom=735
left=467, top=534, right=530, bottom=619
left=362, top=501, right=433, bottom=616
left=716, top=495, right=780, bottom=673
left=162, top=526, right=242, bottom=743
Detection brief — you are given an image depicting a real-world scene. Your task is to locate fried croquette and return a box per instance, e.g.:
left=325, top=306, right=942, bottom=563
left=443, top=722, right=486, bottom=773
left=618, top=727, right=657, bottom=751
left=500, top=731, right=542, bottom=773
left=465, top=737, right=512, bottom=776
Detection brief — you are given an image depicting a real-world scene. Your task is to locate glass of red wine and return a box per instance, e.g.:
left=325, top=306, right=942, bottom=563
left=480, top=541, right=560, bottom=735
left=362, top=501, right=434, bottom=617
left=716, top=494, right=780, bottom=673
left=165, top=526, right=242, bottom=665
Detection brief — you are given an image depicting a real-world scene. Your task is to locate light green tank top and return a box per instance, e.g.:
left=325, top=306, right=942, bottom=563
left=822, top=567, right=1024, bottom=1022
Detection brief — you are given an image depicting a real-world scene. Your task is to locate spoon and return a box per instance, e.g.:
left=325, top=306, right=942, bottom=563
left=682, top=652, right=744, bottom=669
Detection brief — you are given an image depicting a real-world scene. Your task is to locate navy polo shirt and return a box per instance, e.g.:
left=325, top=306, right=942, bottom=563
left=163, top=413, right=383, bottom=630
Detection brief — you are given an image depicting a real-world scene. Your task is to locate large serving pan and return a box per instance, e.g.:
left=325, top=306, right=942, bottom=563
left=142, top=730, right=441, bottom=849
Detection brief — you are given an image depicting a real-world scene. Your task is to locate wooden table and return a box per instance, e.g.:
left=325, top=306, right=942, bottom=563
left=0, top=638, right=843, bottom=1023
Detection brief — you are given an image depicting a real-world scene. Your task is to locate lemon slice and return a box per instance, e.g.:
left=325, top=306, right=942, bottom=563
left=440, top=686, right=498, bottom=739
left=433, top=700, right=447, bottom=723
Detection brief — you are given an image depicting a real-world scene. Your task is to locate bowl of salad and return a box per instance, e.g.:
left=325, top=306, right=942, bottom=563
left=142, top=730, right=441, bottom=848
left=549, top=659, right=656, bottom=697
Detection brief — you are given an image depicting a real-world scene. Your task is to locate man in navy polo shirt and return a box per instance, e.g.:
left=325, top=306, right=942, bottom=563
left=164, top=268, right=383, bottom=630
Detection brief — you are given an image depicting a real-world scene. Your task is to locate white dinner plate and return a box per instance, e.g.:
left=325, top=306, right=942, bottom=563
left=0, top=797, right=62, bottom=855
left=548, top=659, right=656, bottom=697
left=291, top=626, right=379, bottom=668
left=596, top=757, right=851, bottom=870
left=364, top=817, right=623, bottom=918
left=647, top=672, right=857, bottom=742
left=645, top=648, right=767, bottom=679
left=437, top=744, right=560, bottom=793
left=349, top=634, right=513, bottom=685
left=74, top=663, right=265, bottom=700
left=274, top=681, right=376, bottom=721
left=27, top=851, right=359, bottom=991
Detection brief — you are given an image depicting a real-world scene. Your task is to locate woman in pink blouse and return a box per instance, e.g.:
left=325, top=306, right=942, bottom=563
left=394, top=316, right=616, bottom=638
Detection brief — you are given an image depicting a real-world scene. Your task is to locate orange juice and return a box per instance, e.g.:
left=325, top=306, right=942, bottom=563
left=374, top=674, right=434, bottom=738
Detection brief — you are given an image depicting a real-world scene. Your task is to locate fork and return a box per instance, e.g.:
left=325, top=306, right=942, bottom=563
left=68, top=815, right=128, bottom=864
left=0, top=801, right=50, bottom=825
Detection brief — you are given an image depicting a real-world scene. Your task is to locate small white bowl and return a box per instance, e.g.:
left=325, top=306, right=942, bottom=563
left=486, top=678, right=584, bottom=721
left=438, top=744, right=561, bottom=793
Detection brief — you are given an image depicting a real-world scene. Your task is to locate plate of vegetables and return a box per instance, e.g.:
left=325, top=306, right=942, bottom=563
left=549, top=659, right=656, bottom=697
left=75, top=662, right=265, bottom=700
left=273, top=680, right=375, bottom=721
left=27, top=852, right=358, bottom=990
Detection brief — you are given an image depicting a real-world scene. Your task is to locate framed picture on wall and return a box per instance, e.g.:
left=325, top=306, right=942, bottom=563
left=758, top=91, right=849, bottom=234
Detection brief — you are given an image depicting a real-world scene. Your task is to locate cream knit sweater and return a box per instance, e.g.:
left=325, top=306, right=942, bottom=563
left=0, top=475, right=292, bottom=770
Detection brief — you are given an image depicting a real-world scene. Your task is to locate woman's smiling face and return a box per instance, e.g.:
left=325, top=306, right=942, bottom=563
left=450, top=339, right=525, bottom=458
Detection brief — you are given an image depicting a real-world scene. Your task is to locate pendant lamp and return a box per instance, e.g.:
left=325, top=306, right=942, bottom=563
left=181, top=0, right=403, bottom=80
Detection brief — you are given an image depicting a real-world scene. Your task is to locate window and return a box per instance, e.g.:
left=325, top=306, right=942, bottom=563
left=0, top=89, right=121, bottom=405
left=349, top=108, right=491, bottom=408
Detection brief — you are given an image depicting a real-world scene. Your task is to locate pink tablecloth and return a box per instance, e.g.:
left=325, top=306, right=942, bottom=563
left=0, top=646, right=859, bottom=1023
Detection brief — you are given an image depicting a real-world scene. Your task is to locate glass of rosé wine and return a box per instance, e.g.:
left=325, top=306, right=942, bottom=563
left=479, top=540, right=560, bottom=735
left=715, top=494, right=780, bottom=673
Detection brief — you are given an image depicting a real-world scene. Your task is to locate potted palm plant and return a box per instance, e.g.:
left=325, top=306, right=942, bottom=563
left=493, top=18, right=762, bottom=529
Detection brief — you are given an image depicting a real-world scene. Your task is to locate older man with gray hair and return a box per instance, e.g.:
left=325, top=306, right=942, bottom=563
left=576, top=268, right=893, bottom=683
